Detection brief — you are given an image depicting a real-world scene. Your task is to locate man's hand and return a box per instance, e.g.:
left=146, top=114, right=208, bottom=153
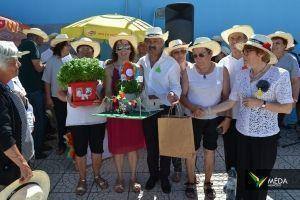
left=217, top=118, right=231, bottom=134
left=242, top=98, right=263, bottom=108
left=45, top=97, right=54, bottom=109
left=167, top=91, right=179, bottom=105
left=19, top=161, right=33, bottom=184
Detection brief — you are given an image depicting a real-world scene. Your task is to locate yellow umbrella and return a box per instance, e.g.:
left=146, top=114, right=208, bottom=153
left=61, top=14, right=152, bottom=43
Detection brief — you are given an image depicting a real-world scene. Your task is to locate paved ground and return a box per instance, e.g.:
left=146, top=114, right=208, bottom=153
left=31, top=128, right=300, bottom=200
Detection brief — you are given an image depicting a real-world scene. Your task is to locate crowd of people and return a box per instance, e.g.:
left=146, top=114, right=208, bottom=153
left=0, top=23, right=299, bottom=200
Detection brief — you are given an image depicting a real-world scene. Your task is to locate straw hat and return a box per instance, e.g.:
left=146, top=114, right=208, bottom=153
left=71, top=37, right=100, bottom=58
left=268, top=31, right=294, bottom=50
left=0, top=41, right=29, bottom=58
left=50, top=34, right=74, bottom=47
left=189, top=37, right=221, bottom=57
left=23, top=28, right=49, bottom=43
left=165, top=39, right=191, bottom=55
left=108, top=32, right=137, bottom=50
left=235, top=34, right=278, bottom=65
left=221, top=25, right=254, bottom=45
left=144, top=27, right=169, bottom=42
left=0, top=170, right=50, bottom=200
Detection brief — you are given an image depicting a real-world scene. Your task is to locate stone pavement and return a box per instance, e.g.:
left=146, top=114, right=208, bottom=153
left=31, top=128, right=300, bottom=200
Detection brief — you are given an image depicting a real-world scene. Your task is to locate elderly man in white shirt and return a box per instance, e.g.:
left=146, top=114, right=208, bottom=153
left=138, top=27, right=181, bottom=194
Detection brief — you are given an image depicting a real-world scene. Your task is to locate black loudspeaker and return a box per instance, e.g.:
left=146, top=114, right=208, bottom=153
left=165, top=3, right=194, bottom=45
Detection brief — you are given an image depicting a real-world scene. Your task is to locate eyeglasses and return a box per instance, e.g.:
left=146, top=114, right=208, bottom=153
left=192, top=52, right=208, bottom=59
left=116, top=44, right=131, bottom=51
left=172, top=49, right=187, bottom=55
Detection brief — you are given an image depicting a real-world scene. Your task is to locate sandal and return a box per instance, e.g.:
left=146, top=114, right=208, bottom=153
left=184, top=182, right=197, bottom=199
left=94, top=176, right=109, bottom=190
left=130, top=179, right=141, bottom=193
left=75, top=179, right=87, bottom=196
left=114, top=179, right=125, bottom=193
left=204, top=182, right=216, bottom=199
left=171, top=172, right=181, bottom=183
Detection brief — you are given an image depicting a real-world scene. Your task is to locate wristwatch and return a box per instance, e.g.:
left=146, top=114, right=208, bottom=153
left=261, top=100, right=266, bottom=108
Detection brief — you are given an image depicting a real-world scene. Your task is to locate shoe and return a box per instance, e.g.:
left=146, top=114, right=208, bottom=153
left=185, top=182, right=196, bottom=199
left=94, top=176, right=109, bottom=190
left=161, top=179, right=171, bottom=194
left=75, top=179, right=87, bottom=196
left=35, top=152, right=48, bottom=159
left=41, top=144, right=53, bottom=152
left=145, top=176, right=159, bottom=190
left=204, top=182, right=216, bottom=199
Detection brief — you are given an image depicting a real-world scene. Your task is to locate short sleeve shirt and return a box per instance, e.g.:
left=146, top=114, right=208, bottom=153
left=229, top=66, right=293, bottom=137
left=275, top=53, right=300, bottom=79
left=18, top=39, right=43, bottom=93
left=42, top=55, right=65, bottom=97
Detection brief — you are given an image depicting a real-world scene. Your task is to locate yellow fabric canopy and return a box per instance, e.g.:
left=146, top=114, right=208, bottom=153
left=61, top=14, right=152, bottom=43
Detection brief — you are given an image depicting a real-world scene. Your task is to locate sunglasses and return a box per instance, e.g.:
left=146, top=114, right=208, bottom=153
left=172, top=49, right=187, bottom=55
left=116, top=45, right=131, bottom=51
left=192, top=52, right=208, bottom=59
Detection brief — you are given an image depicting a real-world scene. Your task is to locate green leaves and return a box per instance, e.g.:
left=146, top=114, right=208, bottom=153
left=57, top=58, right=105, bottom=89
left=117, top=79, right=142, bottom=94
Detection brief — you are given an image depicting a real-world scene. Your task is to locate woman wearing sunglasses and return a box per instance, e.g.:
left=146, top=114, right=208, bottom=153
left=180, top=37, right=230, bottom=199
left=104, top=33, right=145, bottom=193
left=202, top=34, right=293, bottom=200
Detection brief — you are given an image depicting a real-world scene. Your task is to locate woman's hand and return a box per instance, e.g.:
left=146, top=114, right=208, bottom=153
left=92, top=99, right=102, bottom=106
left=192, top=107, right=205, bottom=118
left=217, top=117, right=231, bottom=134
left=242, top=98, right=263, bottom=108
left=66, top=94, right=77, bottom=108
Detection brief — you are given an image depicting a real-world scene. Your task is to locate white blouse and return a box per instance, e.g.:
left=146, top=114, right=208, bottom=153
left=229, top=66, right=293, bottom=137
left=186, top=63, right=224, bottom=119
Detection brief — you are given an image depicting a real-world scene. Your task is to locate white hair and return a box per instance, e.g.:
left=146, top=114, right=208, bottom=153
left=0, top=54, right=9, bottom=70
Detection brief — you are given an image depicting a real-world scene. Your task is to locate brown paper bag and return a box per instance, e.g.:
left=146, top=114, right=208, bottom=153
left=158, top=115, right=195, bottom=158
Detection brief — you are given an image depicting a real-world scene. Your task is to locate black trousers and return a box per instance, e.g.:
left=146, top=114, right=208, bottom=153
left=222, top=119, right=238, bottom=172
left=142, top=106, right=174, bottom=180
left=171, top=157, right=182, bottom=172
left=52, top=97, right=67, bottom=148
left=236, top=132, right=278, bottom=200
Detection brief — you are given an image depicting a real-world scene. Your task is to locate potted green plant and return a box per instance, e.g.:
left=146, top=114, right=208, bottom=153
left=57, top=57, right=105, bottom=106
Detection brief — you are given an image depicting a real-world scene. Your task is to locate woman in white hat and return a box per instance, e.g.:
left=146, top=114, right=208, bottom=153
left=165, top=39, right=192, bottom=185
left=56, top=37, right=108, bottom=196
left=104, top=33, right=144, bottom=193
left=180, top=37, right=230, bottom=199
left=42, top=34, right=73, bottom=155
left=204, top=34, right=293, bottom=200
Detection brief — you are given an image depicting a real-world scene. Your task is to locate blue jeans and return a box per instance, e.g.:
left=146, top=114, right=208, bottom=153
left=27, top=90, right=46, bottom=153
